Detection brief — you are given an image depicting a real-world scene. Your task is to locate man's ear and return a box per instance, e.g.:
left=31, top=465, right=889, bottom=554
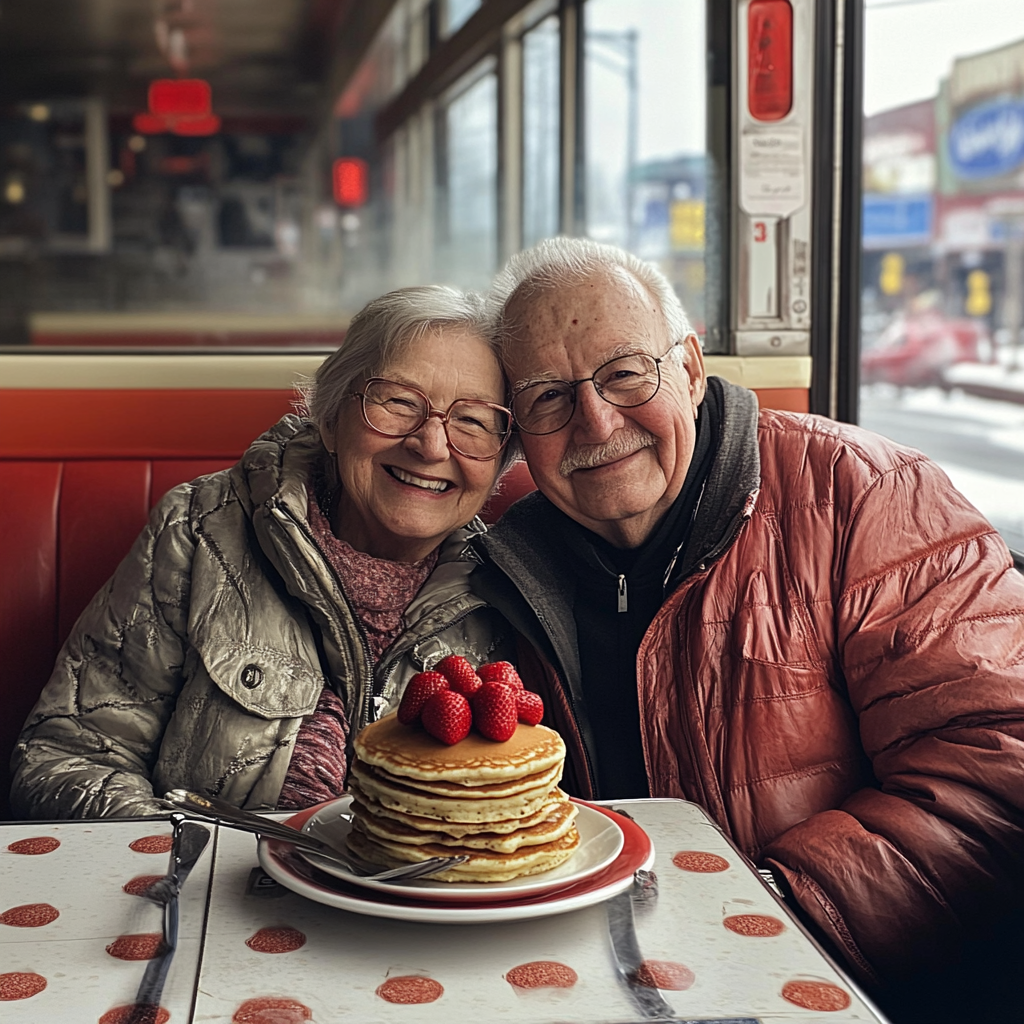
left=680, top=333, right=706, bottom=412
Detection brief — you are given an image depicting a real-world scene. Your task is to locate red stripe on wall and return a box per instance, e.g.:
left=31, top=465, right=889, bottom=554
left=753, top=387, right=809, bottom=413
left=0, top=389, right=298, bottom=458
left=0, top=386, right=810, bottom=459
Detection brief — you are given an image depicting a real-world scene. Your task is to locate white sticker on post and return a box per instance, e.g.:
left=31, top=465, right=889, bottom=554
left=748, top=216, right=779, bottom=319
left=740, top=127, right=805, bottom=217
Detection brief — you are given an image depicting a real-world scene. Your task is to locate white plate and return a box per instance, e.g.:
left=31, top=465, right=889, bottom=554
left=256, top=800, right=654, bottom=924
left=295, top=796, right=623, bottom=902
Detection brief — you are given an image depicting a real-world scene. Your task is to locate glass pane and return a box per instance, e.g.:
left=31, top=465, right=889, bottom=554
left=445, top=0, right=481, bottom=37
left=583, top=0, right=710, bottom=340
left=522, top=15, right=561, bottom=248
left=438, top=69, right=498, bottom=290
left=860, top=0, right=1024, bottom=555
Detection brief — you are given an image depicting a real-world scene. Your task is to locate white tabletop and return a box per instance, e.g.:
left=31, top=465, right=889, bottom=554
left=0, top=799, right=889, bottom=1023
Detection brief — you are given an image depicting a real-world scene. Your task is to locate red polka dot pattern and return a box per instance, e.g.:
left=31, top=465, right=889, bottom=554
left=0, top=972, right=47, bottom=1000
left=505, top=960, right=578, bottom=988
left=245, top=926, right=307, bottom=954
left=6, top=836, right=60, bottom=855
left=671, top=850, right=729, bottom=872
left=232, top=998, right=313, bottom=1023
left=106, top=933, right=165, bottom=961
left=376, top=976, right=444, bottom=1004
left=632, top=959, right=695, bottom=990
left=723, top=913, right=785, bottom=936
left=0, top=903, right=59, bottom=927
left=782, top=979, right=852, bottom=1011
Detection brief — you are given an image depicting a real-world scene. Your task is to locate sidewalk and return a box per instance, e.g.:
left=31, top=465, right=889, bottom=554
left=944, top=353, right=1024, bottom=405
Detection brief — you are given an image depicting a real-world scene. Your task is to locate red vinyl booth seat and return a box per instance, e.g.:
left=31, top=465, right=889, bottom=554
left=0, top=457, right=534, bottom=819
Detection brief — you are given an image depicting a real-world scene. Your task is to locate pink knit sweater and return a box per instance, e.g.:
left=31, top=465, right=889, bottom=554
left=277, top=491, right=438, bottom=810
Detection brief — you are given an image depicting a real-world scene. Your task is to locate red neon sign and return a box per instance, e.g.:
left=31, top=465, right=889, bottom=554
left=149, top=79, right=212, bottom=117
left=133, top=79, right=220, bottom=136
left=748, top=0, right=793, bottom=122
left=333, top=157, right=368, bottom=206
left=173, top=114, right=222, bottom=136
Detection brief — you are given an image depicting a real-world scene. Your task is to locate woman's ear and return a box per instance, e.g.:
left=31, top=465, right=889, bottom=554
left=318, top=421, right=336, bottom=455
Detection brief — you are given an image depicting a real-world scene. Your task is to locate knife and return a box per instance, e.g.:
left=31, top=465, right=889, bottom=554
left=132, top=813, right=211, bottom=1013
left=606, top=887, right=677, bottom=1021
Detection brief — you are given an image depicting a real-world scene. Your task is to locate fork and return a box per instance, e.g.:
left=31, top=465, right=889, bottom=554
left=163, top=789, right=468, bottom=882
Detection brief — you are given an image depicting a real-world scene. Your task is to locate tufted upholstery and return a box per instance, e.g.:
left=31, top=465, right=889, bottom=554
left=0, top=457, right=535, bottom=819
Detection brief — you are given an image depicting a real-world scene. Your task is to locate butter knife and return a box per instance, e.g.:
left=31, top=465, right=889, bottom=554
left=133, top=814, right=211, bottom=1014
left=606, top=887, right=677, bottom=1020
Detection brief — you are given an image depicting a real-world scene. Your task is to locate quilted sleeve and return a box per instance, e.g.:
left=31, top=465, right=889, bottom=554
left=762, top=451, right=1024, bottom=983
left=10, top=486, right=198, bottom=819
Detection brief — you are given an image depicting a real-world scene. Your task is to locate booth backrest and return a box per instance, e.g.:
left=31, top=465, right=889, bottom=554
left=0, top=455, right=535, bottom=819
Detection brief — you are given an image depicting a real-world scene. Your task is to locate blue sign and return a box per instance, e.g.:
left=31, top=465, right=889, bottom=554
left=862, top=194, right=933, bottom=247
left=948, top=97, right=1024, bottom=180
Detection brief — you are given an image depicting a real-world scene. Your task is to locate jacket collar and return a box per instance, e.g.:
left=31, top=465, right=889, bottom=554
left=474, top=377, right=761, bottom=684
left=664, top=377, right=761, bottom=589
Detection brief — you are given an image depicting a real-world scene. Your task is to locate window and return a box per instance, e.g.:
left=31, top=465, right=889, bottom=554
left=860, top=0, right=1024, bottom=555
left=522, top=15, right=561, bottom=248
left=583, top=0, right=712, bottom=339
left=437, top=66, right=499, bottom=290
left=444, top=0, right=482, bottom=37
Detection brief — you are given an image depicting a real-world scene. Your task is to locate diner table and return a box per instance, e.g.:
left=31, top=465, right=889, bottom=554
left=1, top=798, right=890, bottom=1023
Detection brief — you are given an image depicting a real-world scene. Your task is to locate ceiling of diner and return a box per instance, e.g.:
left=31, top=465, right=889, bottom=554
left=0, top=0, right=394, bottom=120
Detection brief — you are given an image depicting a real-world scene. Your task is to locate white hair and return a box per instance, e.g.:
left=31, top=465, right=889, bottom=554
left=296, top=285, right=517, bottom=472
left=487, top=236, right=695, bottom=367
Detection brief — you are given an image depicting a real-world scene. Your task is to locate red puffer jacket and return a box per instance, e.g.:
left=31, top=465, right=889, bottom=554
left=500, top=406, right=1024, bottom=987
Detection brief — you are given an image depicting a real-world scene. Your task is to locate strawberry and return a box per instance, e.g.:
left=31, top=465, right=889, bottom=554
left=435, top=654, right=483, bottom=697
left=420, top=689, right=472, bottom=745
left=478, top=661, right=523, bottom=689
left=516, top=689, right=545, bottom=726
left=470, top=682, right=518, bottom=742
left=397, top=671, right=450, bottom=726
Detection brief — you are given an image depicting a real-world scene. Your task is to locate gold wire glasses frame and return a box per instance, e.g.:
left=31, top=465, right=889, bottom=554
left=352, top=378, right=513, bottom=461
left=511, top=351, right=669, bottom=435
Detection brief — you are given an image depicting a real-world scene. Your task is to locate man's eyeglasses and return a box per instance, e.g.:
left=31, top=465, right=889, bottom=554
left=511, top=351, right=672, bottom=435
left=352, top=378, right=512, bottom=460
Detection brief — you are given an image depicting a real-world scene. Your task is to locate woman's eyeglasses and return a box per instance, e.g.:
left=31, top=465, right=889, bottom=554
left=511, top=351, right=669, bottom=435
left=353, top=378, right=512, bottom=460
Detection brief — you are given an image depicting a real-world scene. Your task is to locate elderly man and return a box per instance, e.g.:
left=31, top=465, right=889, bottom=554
left=470, top=237, right=1024, bottom=1004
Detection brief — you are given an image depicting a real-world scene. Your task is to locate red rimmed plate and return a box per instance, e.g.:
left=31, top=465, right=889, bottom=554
left=292, top=796, right=623, bottom=903
left=257, top=800, right=654, bottom=924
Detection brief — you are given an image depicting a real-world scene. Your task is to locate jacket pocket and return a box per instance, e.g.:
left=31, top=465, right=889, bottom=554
left=195, top=636, right=322, bottom=719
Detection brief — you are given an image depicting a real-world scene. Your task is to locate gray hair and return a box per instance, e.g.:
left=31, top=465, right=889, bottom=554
left=297, top=284, right=518, bottom=472
left=488, top=236, right=695, bottom=366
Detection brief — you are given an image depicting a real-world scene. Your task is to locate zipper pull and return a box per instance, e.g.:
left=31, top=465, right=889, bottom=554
left=617, top=574, right=628, bottom=613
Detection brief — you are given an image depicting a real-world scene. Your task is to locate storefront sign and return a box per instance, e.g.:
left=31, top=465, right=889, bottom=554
left=862, top=194, right=933, bottom=248
left=948, top=97, right=1024, bottom=180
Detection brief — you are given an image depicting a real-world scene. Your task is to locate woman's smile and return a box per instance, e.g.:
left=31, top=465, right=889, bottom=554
left=384, top=465, right=455, bottom=494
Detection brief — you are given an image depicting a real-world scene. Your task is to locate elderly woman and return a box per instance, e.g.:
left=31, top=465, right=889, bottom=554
left=11, top=286, right=516, bottom=819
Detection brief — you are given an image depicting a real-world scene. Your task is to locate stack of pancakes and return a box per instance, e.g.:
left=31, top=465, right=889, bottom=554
left=347, top=712, right=579, bottom=882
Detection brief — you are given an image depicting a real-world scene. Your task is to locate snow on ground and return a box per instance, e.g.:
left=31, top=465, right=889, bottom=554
left=892, top=384, right=1024, bottom=428
left=860, top=385, right=1024, bottom=553
left=936, top=464, right=1024, bottom=552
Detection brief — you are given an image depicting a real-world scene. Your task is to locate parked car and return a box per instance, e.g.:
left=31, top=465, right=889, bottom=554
left=861, top=311, right=984, bottom=389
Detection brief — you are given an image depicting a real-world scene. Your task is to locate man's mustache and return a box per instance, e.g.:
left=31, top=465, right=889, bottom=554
left=559, top=428, right=657, bottom=476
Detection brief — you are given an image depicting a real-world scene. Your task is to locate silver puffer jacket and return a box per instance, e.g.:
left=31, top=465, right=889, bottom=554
left=11, top=415, right=512, bottom=819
